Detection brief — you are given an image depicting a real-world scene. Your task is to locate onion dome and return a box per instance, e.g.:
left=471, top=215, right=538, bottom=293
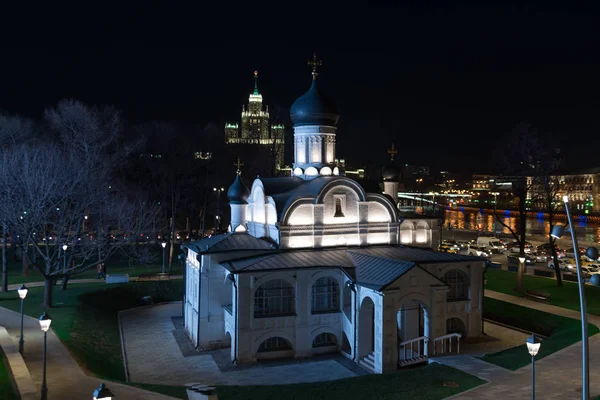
left=227, top=174, right=250, bottom=204
left=290, top=68, right=340, bottom=126
left=382, top=164, right=401, bottom=182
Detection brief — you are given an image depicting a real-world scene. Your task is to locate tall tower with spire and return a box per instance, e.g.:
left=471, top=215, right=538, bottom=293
left=289, top=53, right=340, bottom=180
left=224, top=71, right=285, bottom=172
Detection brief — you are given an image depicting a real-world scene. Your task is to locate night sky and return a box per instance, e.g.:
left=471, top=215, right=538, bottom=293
left=1, top=2, right=599, bottom=173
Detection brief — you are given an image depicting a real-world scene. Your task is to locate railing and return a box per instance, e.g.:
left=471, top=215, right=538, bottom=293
left=399, top=336, right=428, bottom=360
left=431, top=333, right=461, bottom=355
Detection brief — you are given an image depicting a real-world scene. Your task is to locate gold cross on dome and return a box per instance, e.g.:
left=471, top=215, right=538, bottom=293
left=307, top=53, right=322, bottom=80
left=233, top=157, right=244, bottom=174
left=387, top=143, right=398, bottom=161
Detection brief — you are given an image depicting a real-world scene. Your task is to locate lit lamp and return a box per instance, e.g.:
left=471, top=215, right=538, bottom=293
left=518, top=256, right=526, bottom=264
left=552, top=195, right=594, bottom=400
left=526, top=334, right=541, bottom=400
left=39, top=312, right=52, bottom=400
left=161, top=242, right=167, bottom=273
left=62, top=244, right=68, bottom=273
left=93, top=383, right=115, bottom=400
left=17, top=284, right=28, bottom=355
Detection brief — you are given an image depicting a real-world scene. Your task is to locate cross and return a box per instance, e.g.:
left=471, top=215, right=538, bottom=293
left=387, top=143, right=398, bottom=161
left=233, top=157, right=244, bottom=174
left=307, top=52, right=322, bottom=80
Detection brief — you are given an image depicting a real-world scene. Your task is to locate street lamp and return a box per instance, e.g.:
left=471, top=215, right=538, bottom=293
left=17, top=284, right=28, bottom=355
left=551, top=195, right=592, bottom=400
left=39, top=312, right=52, bottom=400
left=161, top=242, right=167, bottom=273
left=93, top=383, right=115, bottom=400
left=62, top=244, right=68, bottom=273
left=526, top=333, right=541, bottom=400
left=213, top=187, right=225, bottom=233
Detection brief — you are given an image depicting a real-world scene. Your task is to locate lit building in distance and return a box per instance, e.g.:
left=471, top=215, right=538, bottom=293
left=225, top=71, right=285, bottom=172
left=183, top=55, right=484, bottom=374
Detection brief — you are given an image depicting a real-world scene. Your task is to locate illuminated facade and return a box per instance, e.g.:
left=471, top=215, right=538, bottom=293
left=183, top=56, right=484, bottom=375
left=225, top=71, right=285, bottom=170
left=527, top=172, right=600, bottom=213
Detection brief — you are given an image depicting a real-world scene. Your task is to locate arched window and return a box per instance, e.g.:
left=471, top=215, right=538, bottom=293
left=334, top=198, right=345, bottom=217
left=257, top=336, right=293, bottom=353
left=446, top=317, right=466, bottom=337
left=443, top=269, right=469, bottom=301
left=400, top=223, right=413, bottom=244
left=254, top=279, right=295, bottom=318
left=312, top=277, right=339, bottom=313
left=312, top=333, right=337, bottom=347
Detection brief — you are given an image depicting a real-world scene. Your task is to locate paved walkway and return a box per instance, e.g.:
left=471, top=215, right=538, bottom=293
left=437, top=290, right=600, bottom=399
left=0, top=306, right=179, bottom=399
left=6, top=275, right=184, bottom=291
left=120, top=303, right=357, bottom=386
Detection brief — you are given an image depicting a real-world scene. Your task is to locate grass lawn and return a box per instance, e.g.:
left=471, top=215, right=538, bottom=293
left=0, top=355, right=19, bottom=400
left=485, top=268, right=600, bottom=316
left=217, top=363, right=486, bottom=400
left=0, top=280, right=186, bottom=399
left=482, top=297, right=599, bottom=370
left=3, top=243, right=183, bottom=286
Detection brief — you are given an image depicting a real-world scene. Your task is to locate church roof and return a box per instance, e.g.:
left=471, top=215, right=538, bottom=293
left=290, top=79, right=340, bottom=127
left=223, top=244, right=482, bottom=290
left=182, top=232, right=276, bottom=254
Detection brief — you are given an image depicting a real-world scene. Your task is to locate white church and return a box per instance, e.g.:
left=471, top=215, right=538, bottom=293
left=183, top=58, right=485, bottom=373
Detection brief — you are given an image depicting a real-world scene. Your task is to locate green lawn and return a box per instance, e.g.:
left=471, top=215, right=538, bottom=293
left=0, top=280, right=186, bottom=399
left=217, top=363, right=486, bottom=400
left=0, top=355, right=19, bottom=400
left=485, top=268, right=600, bottom=316
left=482, top=297, right=599, bottom=370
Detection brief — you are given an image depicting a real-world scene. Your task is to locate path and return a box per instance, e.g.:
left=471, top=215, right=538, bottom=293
left=438, top=290, right=600, bottom=399
left=0, top=306, right=179, bottom=400
left=120, top=302, right=357, bottom=386
left=6, top=275, right=183, bottom=291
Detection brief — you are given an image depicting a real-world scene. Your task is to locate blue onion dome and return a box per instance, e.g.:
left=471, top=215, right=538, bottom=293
left=382, top=164, right=400, bottom=182
left=290, top=79, right=340, bottom=127
left=227, top=174, right=250, bottom=204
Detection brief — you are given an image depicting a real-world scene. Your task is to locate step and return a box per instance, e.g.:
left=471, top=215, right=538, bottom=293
left=398, top=355, right=428, bottom=368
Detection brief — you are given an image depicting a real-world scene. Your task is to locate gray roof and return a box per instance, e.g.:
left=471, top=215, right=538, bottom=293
left=348, top=252, right=416, bottom=290
left=181, top=233, right=276, bottom=254
left=224, top=244, right=480, bottom=291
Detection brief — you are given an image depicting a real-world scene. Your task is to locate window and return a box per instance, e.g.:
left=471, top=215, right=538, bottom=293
left=257, top=336, right=293, bottom=353
left=446, top=317, right=466, bottom=337
left=334, top=198, right=345, bottom=217
left=254, top=279, right=295, bottom=317
left=312, top=333, right=337, bottom=348
left=312, top=277, right=339, bottom=313
left=443, top=269, right=469, bottom=301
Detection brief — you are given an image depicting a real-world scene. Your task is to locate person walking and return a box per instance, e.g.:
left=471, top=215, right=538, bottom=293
left=96, top=263, right=106, bottom=279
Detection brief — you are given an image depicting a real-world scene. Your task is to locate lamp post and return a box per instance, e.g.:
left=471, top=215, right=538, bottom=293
left=491, top=192, right=499, bottom=234
left=161, top=242, right=167, bottom=273
left=93, top=383, right=115, bottom=400
left=518, top=256, right=526, bottom=293
left=39, top=312, right=52, bottom=400
left=62, top=244, right=68, bottom=273
left=213, top=187, right=225, bottom=233
left=17, top=284, right=28, bottom=355
left=526, top=333, right=541, bottom=400
left=551, top=194, right=594, bottom=400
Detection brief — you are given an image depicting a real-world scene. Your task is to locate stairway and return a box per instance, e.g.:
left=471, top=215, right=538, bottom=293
left=398, top=355, right=428, bottom=368
left=359, top=352, right=376, bottom=372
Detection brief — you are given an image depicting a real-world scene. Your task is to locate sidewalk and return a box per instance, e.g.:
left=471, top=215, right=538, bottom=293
left=438, top=290, right=600, bottom=399
left=6, top=275, right=183, bottom=291
left=0, top=306, right=180, bottom=399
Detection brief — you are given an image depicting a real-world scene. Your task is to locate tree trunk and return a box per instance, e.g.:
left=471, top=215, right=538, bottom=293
left=22, top=237, right=29, bottom=277
left=1, top=222, right=7, bottom=292
left=548, top=209, right=563, bottom=286
left=60, top=275, right=69, bottom=291
left=169, top=187, right=176, bottom=274
left=516, top=189, right=527, bottom=294
left=43, top=277, right=53, bottom=308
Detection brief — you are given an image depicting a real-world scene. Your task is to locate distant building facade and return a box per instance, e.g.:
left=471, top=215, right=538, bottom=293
left=225, top=71, right=285, bottom=173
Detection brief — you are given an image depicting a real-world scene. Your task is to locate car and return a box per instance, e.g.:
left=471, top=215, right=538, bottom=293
left=507, top=241, right=533, bottom=254
left=476, top=237, right=505, bottom=253
left=581, top=265, right=600, bottom=277
left=531, top=252, right=548, bottom=263
left=548, top=258, right=575, bottom=272
left=507, top=254, right=536, bottom=265
left=564, top=247, right=586, bottom=258
left=536, top=243, right=566, bottom=258
left=461, top=245, right=490, bottom=258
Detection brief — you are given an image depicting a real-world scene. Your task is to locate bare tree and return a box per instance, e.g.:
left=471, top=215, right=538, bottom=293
left=0, top=100, right=157, bottom=307
left=0, top=114, right=34, bottom=291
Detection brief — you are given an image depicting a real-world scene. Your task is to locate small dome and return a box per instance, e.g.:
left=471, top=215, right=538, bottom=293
left=382, top=164, right=401, bottom=182
left=290, top=80, right=339, bottom=127
left=227, top=174, right=250, bottom=204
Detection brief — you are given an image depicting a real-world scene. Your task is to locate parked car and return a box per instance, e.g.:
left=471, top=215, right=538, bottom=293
left=548, top=258, right=575, bottom=272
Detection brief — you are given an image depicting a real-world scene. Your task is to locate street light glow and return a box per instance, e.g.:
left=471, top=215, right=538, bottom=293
left=526, top=333, right=541, bottom=356
left=17, top=284, right=28, bottom=300
left=518, top=257, right=526, bottom=264
left=93, top=383, right=115, bottom=400
left=161, top=242, right=167, bottom=248
left=62, top=244, right=68, bottom=251
left=39, top=312, right=52, bottom=332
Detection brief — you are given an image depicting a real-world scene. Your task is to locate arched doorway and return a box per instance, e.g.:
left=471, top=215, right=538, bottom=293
left=397, top=299, right=429, bottom=360
left=358, top=296, right=375, bottom=359
left=224, top=332, right=232, bottom=348
left=341, top=332, right=352, bottom=355
left=446, top=317, right=466, bottom=338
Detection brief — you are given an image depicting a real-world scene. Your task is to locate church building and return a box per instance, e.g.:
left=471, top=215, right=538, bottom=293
left=183, top=55, right=485, bottom=373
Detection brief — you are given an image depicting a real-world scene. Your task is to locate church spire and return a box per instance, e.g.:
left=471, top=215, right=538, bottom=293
left=253, top=70, right=259, bottom=95
left=307, top=53, right=322, bottom=80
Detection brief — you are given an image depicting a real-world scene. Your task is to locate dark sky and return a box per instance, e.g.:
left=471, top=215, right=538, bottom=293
left=1, top=2, right=599, bottom=173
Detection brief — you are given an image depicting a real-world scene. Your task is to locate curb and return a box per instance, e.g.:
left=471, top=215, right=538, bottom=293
left=0, top=326, right=38, bottom=400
